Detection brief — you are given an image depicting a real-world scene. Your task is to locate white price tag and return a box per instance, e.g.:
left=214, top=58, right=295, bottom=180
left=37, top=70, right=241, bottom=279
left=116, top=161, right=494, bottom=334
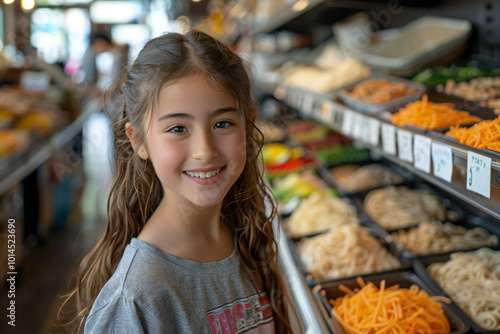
left=303, top=94, right=314, bottom=114
left=294, top=91, right=304, bottom=110
left=381, top=124, right=396, bottom=155
left=342, top=110, right=354, bottom=136
left=321, top=101, right=336, bottom=123
left=21, top=71, right=50, bottom=92
left=367, top=118, right=380, bottom=146
left=413, top=135, right=432, bottom=173
left=466, top=151, right=491, bottom=198
left=353, top=113, right=365, bottom=140
left=431, top=142, right=453, bottom=183
left=397, top=129, right=413, bottom=163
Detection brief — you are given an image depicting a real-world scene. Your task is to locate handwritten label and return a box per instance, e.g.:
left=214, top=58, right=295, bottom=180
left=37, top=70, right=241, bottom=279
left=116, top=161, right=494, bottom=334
left=367, top=118, right=380, bottom=146
left=466, top=151, right=491, bottom=198
left=397, top=129, right=413, bottom=163
left=342, top=110, right=355, bottom=136
left=413, top=135, right=432, bottom=173
left=303, top=94, right=314, bottom=114
left=431, top=142, right=453, bottom=183
left=353, top=113, right=365, bottom=140
left=381, top=123, right=396, bottom=155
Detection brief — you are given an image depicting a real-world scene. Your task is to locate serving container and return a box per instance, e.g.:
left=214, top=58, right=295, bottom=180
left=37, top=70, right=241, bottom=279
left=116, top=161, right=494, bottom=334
left=339, top=75, right=426, bottom=114
left=312, top=271, right=470, bottom=334
left=414, top=249, right=500, bottom=334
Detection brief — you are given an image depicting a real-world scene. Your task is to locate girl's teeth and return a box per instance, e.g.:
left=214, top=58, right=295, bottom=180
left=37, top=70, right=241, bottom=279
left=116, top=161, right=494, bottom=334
left=186, top=168, right=221, bottom=179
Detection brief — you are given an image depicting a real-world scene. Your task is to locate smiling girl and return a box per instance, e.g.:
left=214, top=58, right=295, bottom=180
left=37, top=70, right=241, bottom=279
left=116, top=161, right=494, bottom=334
left=63, top=30, right=291, bottom=333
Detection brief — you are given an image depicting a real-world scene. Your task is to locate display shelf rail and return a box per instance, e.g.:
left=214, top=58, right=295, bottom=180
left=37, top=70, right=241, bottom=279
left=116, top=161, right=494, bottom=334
left=276, top=219, right=330, bottom=333
left=0, top=98, right=101, bottom=195
left=253, top=0, right=326, bottom=34
left=279, top=85, right=500, bottom=222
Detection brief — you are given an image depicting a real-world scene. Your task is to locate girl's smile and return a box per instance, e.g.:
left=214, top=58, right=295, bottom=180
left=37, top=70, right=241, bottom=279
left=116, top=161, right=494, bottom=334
left=183, top=166, right=226, bottom=185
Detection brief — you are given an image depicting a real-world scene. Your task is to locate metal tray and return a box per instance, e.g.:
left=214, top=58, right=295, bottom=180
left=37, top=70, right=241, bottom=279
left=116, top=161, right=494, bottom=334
left=339, top=75, right=426, bottom=114
left=413, top=249, right=500, bottom=334
left=287, top=225, right=411, bottom=286
left=392, top=215, right=500, bottom=261
left=357, top=183, right=466, bottom=234
left=312, top=271, right=470, bottom=334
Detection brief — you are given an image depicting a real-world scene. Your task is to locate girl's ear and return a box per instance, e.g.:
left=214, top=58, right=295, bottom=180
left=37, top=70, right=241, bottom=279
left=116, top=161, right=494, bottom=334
left=125, top=122, right=149, bottom=160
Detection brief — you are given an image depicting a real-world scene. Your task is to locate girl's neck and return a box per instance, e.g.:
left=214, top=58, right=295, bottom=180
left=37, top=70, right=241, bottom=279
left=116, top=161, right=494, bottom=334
left=137, top=197, right=234, bottom=262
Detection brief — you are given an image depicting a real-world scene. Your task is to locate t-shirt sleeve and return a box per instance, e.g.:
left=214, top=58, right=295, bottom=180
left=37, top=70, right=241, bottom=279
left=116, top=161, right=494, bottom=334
left=84, top=294, right=163, bottom=334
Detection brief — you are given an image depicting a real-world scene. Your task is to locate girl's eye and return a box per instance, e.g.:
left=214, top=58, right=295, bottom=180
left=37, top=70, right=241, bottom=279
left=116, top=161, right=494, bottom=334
left=214, top=121, right=233, bottom=129
left=168, top=126, right=188, bottom=134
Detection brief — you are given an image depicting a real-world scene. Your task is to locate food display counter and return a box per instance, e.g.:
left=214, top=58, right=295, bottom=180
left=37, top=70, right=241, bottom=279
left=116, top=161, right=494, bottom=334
left=237, top=1, right=500, bottom=333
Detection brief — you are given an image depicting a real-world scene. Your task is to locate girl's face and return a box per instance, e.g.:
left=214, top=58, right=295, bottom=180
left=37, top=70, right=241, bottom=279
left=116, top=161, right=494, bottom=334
left=140, top=74, right=247, bottom=209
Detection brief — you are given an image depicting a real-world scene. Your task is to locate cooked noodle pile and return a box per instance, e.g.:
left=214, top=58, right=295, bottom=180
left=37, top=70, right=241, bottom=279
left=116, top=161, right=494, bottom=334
left=392, top=221, right=498, bottom=255
left=364, top=186, right=449, bottom=230
left=287, top=192, right=359, bottom=237
left=298, top=224, right=400, bottom=280
left=427, top=248, right=500, bottom=330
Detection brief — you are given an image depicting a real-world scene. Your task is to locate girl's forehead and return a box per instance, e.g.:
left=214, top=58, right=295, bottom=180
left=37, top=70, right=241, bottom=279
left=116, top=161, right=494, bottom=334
left=156, top=76, right=238, bottom=111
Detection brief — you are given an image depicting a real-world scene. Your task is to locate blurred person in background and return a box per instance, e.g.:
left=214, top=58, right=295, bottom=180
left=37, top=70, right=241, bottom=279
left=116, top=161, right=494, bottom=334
left=80, top=32, right=113, bottom=88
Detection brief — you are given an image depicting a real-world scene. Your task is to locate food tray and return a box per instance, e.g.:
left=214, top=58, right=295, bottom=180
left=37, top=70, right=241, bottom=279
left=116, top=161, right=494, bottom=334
left=339, top=75, right=426, bottom=114
left=312, top=144, right=372, bottom=167
left=414, top=249, right=500, bottom=334
left=362, top=16, right=471, bottom=71
left=312, top=271, right=470, bottom=334
left=318, top=158, right=415, bottom=197
left=387, top=89, right=494, bottom=136
left=286, top=225, right=411, bottom=286
left=280, top=194, right=358, bottom=237
left=393, top=215, right=500, bottom=261
left=357, top=182, right=466, bottom=234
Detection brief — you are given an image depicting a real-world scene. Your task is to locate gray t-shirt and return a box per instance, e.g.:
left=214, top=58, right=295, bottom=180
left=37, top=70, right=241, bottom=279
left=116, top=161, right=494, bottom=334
left=84, top=238, right=275, bottom=333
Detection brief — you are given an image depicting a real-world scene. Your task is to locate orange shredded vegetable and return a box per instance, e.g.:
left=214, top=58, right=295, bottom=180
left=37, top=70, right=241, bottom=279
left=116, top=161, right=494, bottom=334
left=392, top=94, right=481, bottom=130
left=446, top=116, right=500, bottom=152
left=330, top=278, right=451, bottom=334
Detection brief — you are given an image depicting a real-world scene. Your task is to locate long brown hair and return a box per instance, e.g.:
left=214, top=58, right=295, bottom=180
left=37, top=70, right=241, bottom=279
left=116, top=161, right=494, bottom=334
left=61, top=29, right=291, bottom=332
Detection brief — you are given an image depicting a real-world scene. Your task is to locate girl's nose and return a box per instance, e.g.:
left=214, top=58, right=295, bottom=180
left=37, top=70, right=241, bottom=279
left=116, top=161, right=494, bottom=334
left=192, top=131, right=219, bottom=162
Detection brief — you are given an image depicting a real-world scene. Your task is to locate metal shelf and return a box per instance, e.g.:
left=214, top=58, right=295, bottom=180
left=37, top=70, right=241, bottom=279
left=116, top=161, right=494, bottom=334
left=281, top=86, right=500, bottom=222
left=0, top=98, right=101, bottom=195
left=275, top=215, right=330, bottom=333
left=253, top=0, right=326, bottom=34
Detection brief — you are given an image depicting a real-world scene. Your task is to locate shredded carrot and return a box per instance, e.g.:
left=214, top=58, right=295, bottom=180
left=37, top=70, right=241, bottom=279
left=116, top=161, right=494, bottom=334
left=392, top=94, right=482, bottom=130
left=446, top=115, right=500, bottom=152
left=330, top=278, right=450, bottom=334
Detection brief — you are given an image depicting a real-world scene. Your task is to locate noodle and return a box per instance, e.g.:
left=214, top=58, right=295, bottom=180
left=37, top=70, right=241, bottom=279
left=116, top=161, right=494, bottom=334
left=298, top=224, right=401, bottom=280
left=392, top=221, right=498, bottom=254
left=427, top=248, right=500, bottom=330
left=286, top=192, right=360, bottom=237
left=364, top=186, right=449, bottom=230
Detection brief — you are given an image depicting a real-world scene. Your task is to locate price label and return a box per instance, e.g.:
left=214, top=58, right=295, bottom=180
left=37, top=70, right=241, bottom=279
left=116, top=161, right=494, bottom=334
left=397, top=129, right=413, bottom=163
left=342, top=110, right=355, bottom=136
left=294, top=91, right=304, bottom=109
left=381, top=123, right=396, bottom=155
left=367, top=118, right=380, bottom=146
left=466, top=151, right=491, bottom=198
left=303, top=94, right=314, bottom=114
left=413, top=135, right=432, bottom=173
left=431, top=142, right=453, bottom=183
left=322, top=101, right=336, bottom=123
left=21, top=71, right=50, bottom=92
left=353, top=113, right=365, bottom=140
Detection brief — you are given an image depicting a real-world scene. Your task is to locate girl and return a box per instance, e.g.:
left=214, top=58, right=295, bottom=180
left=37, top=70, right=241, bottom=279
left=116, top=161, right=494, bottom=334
left=63, top=29, right=291, bottom=333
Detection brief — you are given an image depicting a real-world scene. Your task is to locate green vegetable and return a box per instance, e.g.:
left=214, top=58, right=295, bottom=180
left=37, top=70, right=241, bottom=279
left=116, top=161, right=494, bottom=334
left=315, top=146, right=371, bottom=165
left=412, top=63, right=499, bottom=86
